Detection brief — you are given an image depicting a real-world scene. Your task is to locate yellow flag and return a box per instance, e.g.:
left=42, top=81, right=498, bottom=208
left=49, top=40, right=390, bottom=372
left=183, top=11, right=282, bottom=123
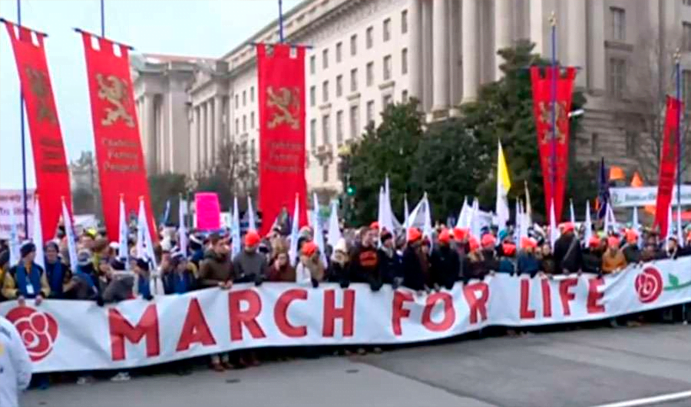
left=497, top=141, right=511, bottom=193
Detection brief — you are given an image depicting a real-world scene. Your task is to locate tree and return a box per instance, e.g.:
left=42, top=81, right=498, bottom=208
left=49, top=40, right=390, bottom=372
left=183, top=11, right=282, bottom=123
left=148, top=173, right=189, bottom=225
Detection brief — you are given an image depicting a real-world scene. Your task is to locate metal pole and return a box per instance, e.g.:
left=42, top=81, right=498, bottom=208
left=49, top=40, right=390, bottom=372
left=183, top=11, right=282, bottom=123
left=100, top=0, right=105, bottom=37
left=550, top=12, right=557, bottom=222
left=18, top=0, right=29, bottom=238
left=278, top=0, right=284, bottom=43
left=675, top=50, right=682, bottom=224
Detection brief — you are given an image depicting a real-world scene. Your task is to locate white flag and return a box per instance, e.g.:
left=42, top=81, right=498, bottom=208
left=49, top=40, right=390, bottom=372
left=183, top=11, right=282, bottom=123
left=178, top=197, right=188, bottom=255
left=470, top=198, right=481, bottom=240
left=605, top=204, right=617, bottom=234
left=583, top=200, right=592, bottom=247
left=514, top=199, right=521, bottom=246
left=61, top=199, right=78, bottom=270
left=118, top=195, right=128, bottom=260
left=312, top=193, right=328, bottom=267
left=326, top=200, right=342, bottom=248
left=32, top=196, right=45, bottom=270
left=403, top=194, right=410, bottom=229
left=288, top=195, right=300, bottom=267
left=137, top=198, right=157, bottom=270
left=8, top=210, right=20, bottom=266
left=456, top=197, right=470, bottom=229
left=422, top=193, right=433, bottom=244
left=632, top=206, right=641, bottom=248
left=383, top=176, right=400, bottom=231
left=549, top=198, right=559, bottom=248
left=569, top=199, right=576, bottom=224
left=231, top=197, right=241, bottom=258
left=247, top=197, right=257, bottom=232
left=676, top=204, right=684, bottom=247
left=377, top=186, right=385, bottom=232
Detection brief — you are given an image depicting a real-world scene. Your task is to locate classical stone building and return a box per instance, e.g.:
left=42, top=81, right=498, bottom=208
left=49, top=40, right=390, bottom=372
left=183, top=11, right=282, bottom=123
left=133, top=0, right=691, bottom=193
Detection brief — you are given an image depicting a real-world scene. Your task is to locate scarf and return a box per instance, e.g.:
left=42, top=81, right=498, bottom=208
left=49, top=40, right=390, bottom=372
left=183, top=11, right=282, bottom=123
left=74, top=265, right=97, bottom=293
left=138, top=274, right=151, bottom=298
left=15, top=262, right=42, bottom=298
left=173, top=272, right=190, bottom=294
left=45, top=261, right=65, bottom=297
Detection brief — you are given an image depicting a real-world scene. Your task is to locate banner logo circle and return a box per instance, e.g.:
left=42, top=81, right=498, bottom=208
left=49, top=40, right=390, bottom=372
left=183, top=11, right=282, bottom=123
left=5, top=306, right=59, bottom=362
left=635, top=267, right=663, bottom=304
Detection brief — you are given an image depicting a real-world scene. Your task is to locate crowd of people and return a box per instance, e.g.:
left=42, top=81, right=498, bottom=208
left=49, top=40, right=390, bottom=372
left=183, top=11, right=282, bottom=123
left=0, top=217, right=690, bottom=381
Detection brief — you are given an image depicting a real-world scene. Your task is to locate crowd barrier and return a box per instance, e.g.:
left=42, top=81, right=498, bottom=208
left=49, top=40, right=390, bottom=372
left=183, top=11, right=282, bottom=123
left=1, top=257, right=690, bottom=373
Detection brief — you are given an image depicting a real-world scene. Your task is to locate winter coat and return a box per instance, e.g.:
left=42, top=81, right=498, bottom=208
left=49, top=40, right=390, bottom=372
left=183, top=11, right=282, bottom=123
left=623, top=245, right=641, bottom=264
left=402, top=246, right=430, bottom=290
left=267, top=262, right=297, bottom=282
left=516, top=253, right=540, bottom=277
left=553, top=232, right=583, bottom=274
left=232, top=250, right=268, bottom=284
left=601, top=249, right=627, bottom=274
left=430, top=246, right=460, bottom=289
left=378, top=247, right=403, bottom=284
left=198, top=250, right=234, bottom=288
left=348, top=244, right=383, bottom=291
left=2, top=262, right=50, bottom=300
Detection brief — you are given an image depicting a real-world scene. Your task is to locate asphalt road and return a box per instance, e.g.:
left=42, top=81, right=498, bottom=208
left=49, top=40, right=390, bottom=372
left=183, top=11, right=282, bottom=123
left=21, top=324, right=691, bottom=407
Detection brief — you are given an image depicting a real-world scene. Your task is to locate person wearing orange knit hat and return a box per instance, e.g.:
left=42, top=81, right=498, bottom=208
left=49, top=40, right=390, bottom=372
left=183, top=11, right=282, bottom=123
left=430, top=229, right=460, bottom=290
left=622, top=229, right=641, bottom=263
left=601, top=236, right=627, bottom=274
left=553, top=220, right=583, bottom=275
left=480, top=233, right=499, bottom=277
left=517, top=238, right=540, bottom=277
left=232, top=230, right=268, bottom=286
left=401, top=227, right=430, bottom=292
left=461, top=236, right=488, bottom=283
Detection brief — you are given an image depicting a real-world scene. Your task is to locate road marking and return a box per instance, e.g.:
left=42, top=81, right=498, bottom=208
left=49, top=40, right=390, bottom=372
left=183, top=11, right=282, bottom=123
left=592, top=390, right=691, bottom=407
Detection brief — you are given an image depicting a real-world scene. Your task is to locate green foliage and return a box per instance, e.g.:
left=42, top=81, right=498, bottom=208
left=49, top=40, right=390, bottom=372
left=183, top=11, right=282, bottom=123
left=148, top=173, right=188, bottom=225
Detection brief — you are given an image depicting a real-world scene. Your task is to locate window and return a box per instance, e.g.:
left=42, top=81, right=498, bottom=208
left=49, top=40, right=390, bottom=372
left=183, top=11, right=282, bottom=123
left=251, top=112, right=255, bottom=129
left=350, top=34, right=357, bottom=56
left=322, top=114, right=330, bottom=145
left=336, top=110, right=344, bottom=145
left=310, top=119, right=317, bottom=148
left=250, top=86, right=255, bottom=102
left=684, top=70, right=691, bottom=108
left=322, top=80, right=329, bottom=103
left=402, top=48, right=408, bottom=75
left=350, top=105, right=359, bottom=138
left=383, top=18, right=391, bottom=42
left=243, top=115, right=247, bottom=132
left=402, top=90, right=409, bottom=102
left=322, top=48, right=329, bottom=69
left=591, top=133, right=599, bottom=155
left=625, top=131, right=638, bottom=156
left=383, top=55, right=392, bottom=80
left=336, top=42, right=343, bottom=63
left=401, top=10, right=408, bottom=34
left=243, top=90, right=247, bottom=106
left=366, top=100, right=375, bottom=124
left=310, top=55, right=316, bottom=74
left=366, top=26, right=374, bottom=49
left=684, top=23, right=691, bottom=52
left=250, top=139, right=256, bottom=162
left=235, top=118, right=239, bottom=134
left=608, top=58, right=627, bottom=98
left=610, top=7, right=626, bottom=41
left=235, top=94, right=239, bottom=108
left=350, top=68, right=358, bottom=92
left=367, top=62, right=374, bottom=86
left=383, top=94, right=393, bottom=107
left=310, top=86, right=316, bottom=106
left=322, top=164, right=329, bottom=183
left=336, top=75, right=343, bottom=97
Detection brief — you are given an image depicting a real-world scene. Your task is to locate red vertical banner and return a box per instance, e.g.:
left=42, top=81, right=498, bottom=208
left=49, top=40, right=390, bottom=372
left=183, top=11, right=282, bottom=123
left=530, top=66, right=576, bottom=223
left=4, top=21, right=72, bottom=241
left=654, top=96, right=683, bottom=237
left=256, top=44, right=308, bottom=235
left=79, top=31, right=155, bottom=242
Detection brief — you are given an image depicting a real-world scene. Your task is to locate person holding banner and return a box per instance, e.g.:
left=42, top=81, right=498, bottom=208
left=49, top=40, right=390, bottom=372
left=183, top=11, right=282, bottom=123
left=44, top=242, right=70, bottom=299
left=402, top=228, right=429, bottom=291
left=232, top=231, right=268, bottom=286
left=347, top=227, right=383, bottom=292
left=2, top=243, right=50, bottom=304
left=267, top=248, right=296, bottom=283
left=0, top=251, right=9, bottom=301
left=378, top=231, right=402, bottom=289
left=162, top=251, right=197, bottom=295
left=296, top=242, right=324, bottom=288
left=63, top=250, right=100, bottom=301
left=325, top=238, right=349, bottom=287
left=430, top=229, right=460, bottom=290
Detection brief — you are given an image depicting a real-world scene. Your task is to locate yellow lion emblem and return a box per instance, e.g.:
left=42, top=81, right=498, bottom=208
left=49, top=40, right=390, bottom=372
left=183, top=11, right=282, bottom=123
left=96, top=73, right=135, bottom=128
left=538, top=101, right=568, bottom=145
left=266, top=86, right=300, bottom=130
left=25, top=67, right=56, bottom=124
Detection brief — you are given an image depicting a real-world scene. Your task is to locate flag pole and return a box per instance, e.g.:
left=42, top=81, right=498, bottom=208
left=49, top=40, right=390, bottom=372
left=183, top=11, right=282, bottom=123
left=17, top=0, right=29, bottom=238
left=549, top=12, right=557, bottom=223
left=100, top=0, right=105, bottom=37
left=675, top=49, right=682, bottom=226
left=278, top=0, right=284, bottom=43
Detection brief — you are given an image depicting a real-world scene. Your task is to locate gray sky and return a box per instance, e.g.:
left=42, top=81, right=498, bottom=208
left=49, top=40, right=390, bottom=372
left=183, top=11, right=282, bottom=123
left=0, top=0, right=301, bottom=188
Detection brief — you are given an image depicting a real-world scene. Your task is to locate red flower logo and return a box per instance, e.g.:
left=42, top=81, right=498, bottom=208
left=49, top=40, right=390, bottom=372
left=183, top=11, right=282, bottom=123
left=5, top=306, right=58, bottom=362
left=635, top=267, right=663, bottom=304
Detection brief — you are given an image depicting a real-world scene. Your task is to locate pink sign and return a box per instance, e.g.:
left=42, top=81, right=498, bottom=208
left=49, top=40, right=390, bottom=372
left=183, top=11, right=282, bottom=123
left=195, top=193, right=221, bottom=231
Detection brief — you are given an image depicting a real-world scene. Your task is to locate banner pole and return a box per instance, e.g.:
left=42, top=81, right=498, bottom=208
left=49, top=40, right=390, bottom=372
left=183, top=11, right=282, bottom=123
left=550, top=12, right=557, bottom=223
left=675, top=50, right=682, bottom=227
left=278, top=0, right=284, bottom=43
left=17, top=0, right=29, bottom=238
left=100, top=0, right=105, bottom=37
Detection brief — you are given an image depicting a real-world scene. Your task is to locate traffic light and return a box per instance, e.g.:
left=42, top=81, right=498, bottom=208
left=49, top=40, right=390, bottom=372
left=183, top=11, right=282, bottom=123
left=346, top=185, right=355, bottom=196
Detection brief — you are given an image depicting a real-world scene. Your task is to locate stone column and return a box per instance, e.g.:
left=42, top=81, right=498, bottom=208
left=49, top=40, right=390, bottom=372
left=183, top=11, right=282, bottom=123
left=190, top=106, right=198, bottom=175
left=588, top=0, right=606, bottom=93
left=206, top=101, right=213, bottom=170
left=201, top=103, right=208, bottom=170
left=143, top=94, right=157, bottom=175
left=432, top=0, right=450, bottom=114
left=408, top=0, right=423, bottom=102
left=566, top=0, right=587, bottom=88
left=462, top=0, right=479, bottom=103
left=422, top=0, right=433, bottom=111
left=494, top=0, right=514, bottom=79
left=449, top=0, right=461, bottom=108
left=214, top=96, right=223, bottom=168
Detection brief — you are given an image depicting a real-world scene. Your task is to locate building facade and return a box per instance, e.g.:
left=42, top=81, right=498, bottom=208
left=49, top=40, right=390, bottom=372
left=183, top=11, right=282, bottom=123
left=133, top=0, right=691, bottom=193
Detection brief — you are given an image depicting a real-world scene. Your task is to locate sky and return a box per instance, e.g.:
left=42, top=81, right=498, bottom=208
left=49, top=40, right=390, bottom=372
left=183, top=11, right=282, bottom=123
left=0, top=0, right=301, bottom=188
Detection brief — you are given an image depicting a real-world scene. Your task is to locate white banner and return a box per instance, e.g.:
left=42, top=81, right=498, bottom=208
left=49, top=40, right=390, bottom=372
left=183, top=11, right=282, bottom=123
left=0, top=189, right=35, bottom=239
left=2, top=257, right=691, bottom=373
left=609, top=186, right=691, bottom=207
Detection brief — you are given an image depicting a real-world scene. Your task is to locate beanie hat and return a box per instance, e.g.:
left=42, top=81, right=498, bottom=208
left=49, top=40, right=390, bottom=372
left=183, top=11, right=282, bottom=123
left=244, top=231, right=261, bottom=247
left=502, top=243, right=517, bottom=257
left=380, top=230, right=393, bottom=242
left=370, top=221, right=379, bottom=230
left=481, top=234, right=496, bottom=248
left=625, top=229, right=638, bottom=244
left=589, top=235, right=601, bottom=249
left=301, top=241, right=318, bottom=256
left=20, top=241, right=36, bottom=258
left=453, top=227, right=469, bottom=242
left=438, top=229, right=451, bottom=245
left=77, top=250, right=92, bottom=267
left=608, top=236, right=620, bottom=248
left=407, top=227, right=422, bottom=243
left=469, top=236, right=480, bottom=252
left=136, top=258, right=150, bottom=272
